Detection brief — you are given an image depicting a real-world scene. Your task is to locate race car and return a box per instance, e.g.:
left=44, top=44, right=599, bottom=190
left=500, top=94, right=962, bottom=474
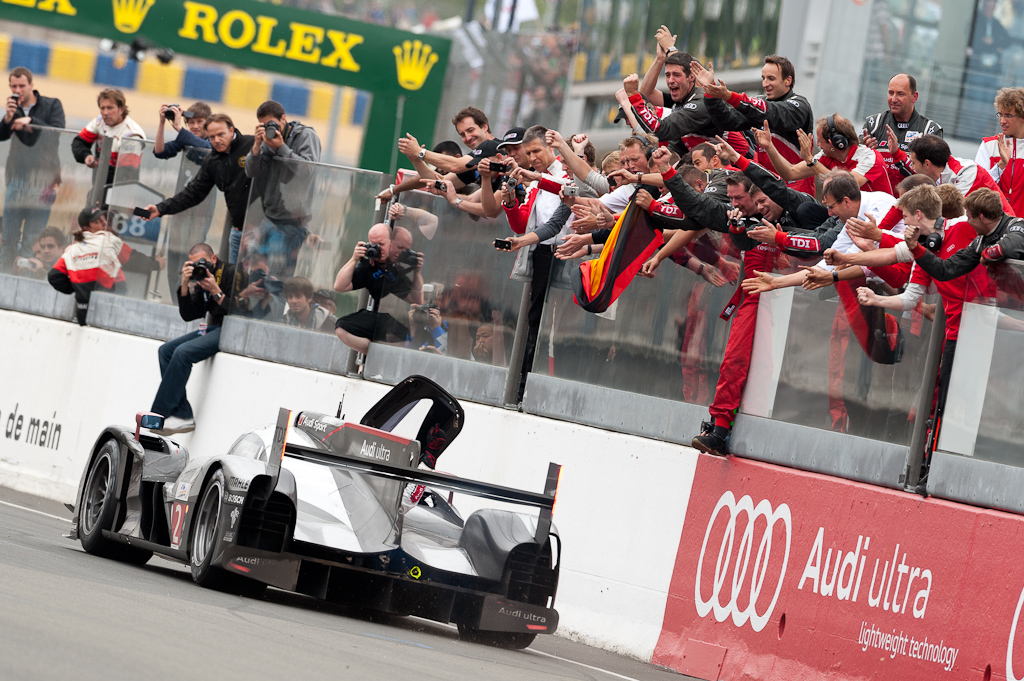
left=67, top=375, right=561, bottom=648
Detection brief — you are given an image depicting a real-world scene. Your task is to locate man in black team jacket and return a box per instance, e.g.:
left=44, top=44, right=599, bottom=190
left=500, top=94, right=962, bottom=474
left=908, top=188, right=1024, bottom=280
left=862, top=73, right=943, bottom=191
left=150, top=242, right=242, bottom=435
left=142, top=113, right=254, bottom=264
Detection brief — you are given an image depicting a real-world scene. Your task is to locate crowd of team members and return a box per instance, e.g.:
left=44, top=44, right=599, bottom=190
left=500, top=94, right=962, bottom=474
left=386, top=24, right=1024, bottom=465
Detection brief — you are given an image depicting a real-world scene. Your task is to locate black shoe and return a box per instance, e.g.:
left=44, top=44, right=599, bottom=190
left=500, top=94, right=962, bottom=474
left=692, top=426, right=730, bottom=457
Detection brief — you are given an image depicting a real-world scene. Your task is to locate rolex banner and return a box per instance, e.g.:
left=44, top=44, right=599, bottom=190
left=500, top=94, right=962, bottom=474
left=571, top=193, right=663, bottom=313
left=2, top=0, right=450, bottom=172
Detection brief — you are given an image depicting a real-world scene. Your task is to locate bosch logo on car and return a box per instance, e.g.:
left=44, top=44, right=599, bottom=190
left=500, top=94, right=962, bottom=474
left=695, top=491, right=791, bottom=632
left=226, top=493, right=245, bottom=505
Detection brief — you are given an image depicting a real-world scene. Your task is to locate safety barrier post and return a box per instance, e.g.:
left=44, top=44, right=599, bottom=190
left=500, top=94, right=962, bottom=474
left=904, top=305, right=945, bottom=492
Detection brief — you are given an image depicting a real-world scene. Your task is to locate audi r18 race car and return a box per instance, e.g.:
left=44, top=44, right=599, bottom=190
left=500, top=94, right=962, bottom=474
left=67, top=376, right=560, bottom=648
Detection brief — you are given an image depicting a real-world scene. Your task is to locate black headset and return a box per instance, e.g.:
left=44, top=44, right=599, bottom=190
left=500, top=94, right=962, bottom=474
left=826, top=114, right=849, bottom=151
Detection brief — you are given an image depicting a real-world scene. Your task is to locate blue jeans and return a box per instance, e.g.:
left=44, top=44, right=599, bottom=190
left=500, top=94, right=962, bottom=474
left=151, top=326, right=220, bottom=419
left=229, top=227, right=241, bottom=265
left=2, top=179, right=55, bottom=267
left=254, top=218, right=308, bottom=278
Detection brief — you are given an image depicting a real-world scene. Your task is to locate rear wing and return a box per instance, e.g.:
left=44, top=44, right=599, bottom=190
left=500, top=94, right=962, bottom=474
left=267, top=408, right=560, bottom=543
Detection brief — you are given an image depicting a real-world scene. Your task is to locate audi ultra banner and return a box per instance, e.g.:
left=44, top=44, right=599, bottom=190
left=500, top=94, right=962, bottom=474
left=656, top=456, right=1024, bottom=680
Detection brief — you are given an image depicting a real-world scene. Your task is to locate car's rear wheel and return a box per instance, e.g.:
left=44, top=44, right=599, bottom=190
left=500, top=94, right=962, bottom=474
left=456, top=623, right=536, bottom=649
left=79, top=439, right=152, bottom=565
left=189, top=468, right=266, bottom=597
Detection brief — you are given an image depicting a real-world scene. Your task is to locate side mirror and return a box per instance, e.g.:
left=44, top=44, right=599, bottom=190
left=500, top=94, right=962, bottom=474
left=135, top=412, right=164, bottom=441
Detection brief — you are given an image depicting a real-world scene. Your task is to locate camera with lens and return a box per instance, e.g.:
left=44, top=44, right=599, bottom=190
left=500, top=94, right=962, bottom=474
left=489, top=161, right=511, bottom=174
left=563, top=184, right=580, bottom=197
left=264, top=120, right=280, bottom=140
left=506, top=175, right=526, bottom=202
left=411, top=302, right=439, bottom=324
left=164, top=105, right=178, bottom=121
left=191, top=258, right=212, bottom=281
left=922, top=232, right=943, bottom=252
left=728, top=215, right=761, bottom=234
left=363, top=242, right=383, bottom=261
left=398, top=248, right=422, bottom=267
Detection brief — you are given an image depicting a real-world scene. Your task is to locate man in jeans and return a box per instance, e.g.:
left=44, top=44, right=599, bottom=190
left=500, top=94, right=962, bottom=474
left=0, top=66, right=65, bottom=271
left=151, top=243, right=240, bottom=434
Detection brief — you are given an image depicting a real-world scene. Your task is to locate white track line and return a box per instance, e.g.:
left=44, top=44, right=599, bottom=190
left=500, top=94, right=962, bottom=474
left=528, top=648, right=645, bottom=680
left=0, top=499, right=69, bottom=522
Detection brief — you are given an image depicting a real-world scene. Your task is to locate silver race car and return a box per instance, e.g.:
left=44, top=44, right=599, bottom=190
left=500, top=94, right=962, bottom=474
left=68, top=376, right=561, bottom=648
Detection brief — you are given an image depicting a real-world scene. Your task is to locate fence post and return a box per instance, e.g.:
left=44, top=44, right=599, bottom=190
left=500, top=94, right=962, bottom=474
left=88, top=136, right=114, bottom=208
left=502, top=282, right=533, bottom=406
left=904, top=305, right=946, bottom=491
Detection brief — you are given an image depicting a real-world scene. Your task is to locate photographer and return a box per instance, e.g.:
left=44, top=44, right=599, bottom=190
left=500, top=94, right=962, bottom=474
left=244, top=100, right=322, bottom=278
left=154, top=101, right=212, bottom=161
left=149, top=243, right=239, bottom=435
left=142, top=114, right=254, bottom=264
left=1, top=66, right=65, bottom=271
left=333, top=224, right=423, bottom=354
left=234, top=253, right=285, bottom=321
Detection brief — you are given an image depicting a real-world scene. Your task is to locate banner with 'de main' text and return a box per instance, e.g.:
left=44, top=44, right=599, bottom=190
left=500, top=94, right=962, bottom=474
left=657, top=456, right=1024, bottom=680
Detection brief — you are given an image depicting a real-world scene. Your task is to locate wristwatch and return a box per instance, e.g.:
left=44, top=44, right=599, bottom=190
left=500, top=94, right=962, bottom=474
left=213, top=291, right=225, bottom=302
left=666, top=46, right=678, bottom=54
left=454, top=197, right=463, bottom=207
left=806, top=157, right=818, bottom=167
left=418, top=148, right=427, bottom=160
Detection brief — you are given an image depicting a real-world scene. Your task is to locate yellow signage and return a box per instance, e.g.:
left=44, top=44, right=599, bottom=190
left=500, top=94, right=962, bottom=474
left=0, top=0, right=77, bottom=16
left=179, top=1, right=365, bottom=72
left=112, top=0, right=153, bottom=33
left=393, top=40, right=438, bottom=91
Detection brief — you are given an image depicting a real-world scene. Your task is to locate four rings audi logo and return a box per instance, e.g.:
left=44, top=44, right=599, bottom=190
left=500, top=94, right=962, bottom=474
left=695, top=491, right=792, bottom=632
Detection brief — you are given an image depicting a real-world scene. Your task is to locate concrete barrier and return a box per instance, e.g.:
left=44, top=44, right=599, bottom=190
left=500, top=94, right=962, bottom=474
left=0, top=308, right=697, bottom=660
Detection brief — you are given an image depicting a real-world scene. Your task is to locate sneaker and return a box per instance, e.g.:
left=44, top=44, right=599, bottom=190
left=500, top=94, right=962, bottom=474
left=157, top=416, right=196, bottom=435
left=692, top=426, right=730, bottom=457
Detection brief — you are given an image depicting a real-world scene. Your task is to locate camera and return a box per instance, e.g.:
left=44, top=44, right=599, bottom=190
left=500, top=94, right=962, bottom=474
left=10, top=93, right=19, bottom=105
left=563, top=184, right=580, bottom=197
left=191, top=258, right=212, bottom=281
left=433, top=180, right=447, bottom=193
left=922, top=232, right=943, bottom=252
left=363, top=242, right=383, bottom=261
left=411, top=302, right=440, bottom=325
left=728, top=215, right=761, bottom=234
left=489, top=162, right=511, bottom=174
left=164, top=105, right=178, bottom=121
left=398, top=248, right=421, bottom=267
left=15, top=256, right=32, bottom=269
left=264, top=120, right=280, bottom=140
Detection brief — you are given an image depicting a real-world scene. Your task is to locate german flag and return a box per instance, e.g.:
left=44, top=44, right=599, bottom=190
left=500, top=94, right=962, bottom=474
left=572, top=193, right=663, bottom=313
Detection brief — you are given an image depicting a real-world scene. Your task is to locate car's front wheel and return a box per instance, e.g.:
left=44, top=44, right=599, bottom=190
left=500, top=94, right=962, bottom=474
left=79, top=439, right=152, bottom=565
left=189, top=468, right=266, bottom=597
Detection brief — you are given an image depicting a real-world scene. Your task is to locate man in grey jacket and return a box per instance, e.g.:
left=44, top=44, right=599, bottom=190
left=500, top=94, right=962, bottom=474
left=244, top=100, right=322, bottom=278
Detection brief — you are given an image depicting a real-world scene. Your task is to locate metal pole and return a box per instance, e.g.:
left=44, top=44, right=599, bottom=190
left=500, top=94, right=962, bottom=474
left=502, top=282, right=533, bottom=406
left=88, top=136, right=114, bottom=208
left=324, top=85, right=343, bottom=165
left=904, top=305, right=946, bottom=491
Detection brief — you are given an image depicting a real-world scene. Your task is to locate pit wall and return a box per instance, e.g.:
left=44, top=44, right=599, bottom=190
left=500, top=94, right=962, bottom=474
left=6, top=306, right=1024, bottom=680
left=0, top=309, right=695, bottom=660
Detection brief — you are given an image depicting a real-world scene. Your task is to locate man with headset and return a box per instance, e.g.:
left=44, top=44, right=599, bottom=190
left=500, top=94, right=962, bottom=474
left=757, top=113, right=894, bottom=196
left=244, top=99, right=322, bottom=278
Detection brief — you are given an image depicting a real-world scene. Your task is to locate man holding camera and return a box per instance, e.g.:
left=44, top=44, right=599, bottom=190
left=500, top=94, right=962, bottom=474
left=1, top=66, right=65, bottom=271
left=333, top=224, right=423, bottom=354
left=154, top=101, right=212, bottom=161
left=142, top=114, right=254, bottom=264
left=244, top=100, right=321, bottom=278
left=150, top=242, right=240, bottom=435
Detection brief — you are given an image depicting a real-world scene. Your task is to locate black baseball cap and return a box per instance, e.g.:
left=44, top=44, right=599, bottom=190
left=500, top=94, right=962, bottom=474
left=465, top=139, right=503, bottom=167
left=497, top=127, right=526, bottom=148
left=77, top=206, right=105, bottom=227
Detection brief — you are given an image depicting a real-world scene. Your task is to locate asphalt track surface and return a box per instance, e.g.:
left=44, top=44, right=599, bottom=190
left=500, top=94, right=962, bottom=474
left=0, top=487, right=691, bottom=681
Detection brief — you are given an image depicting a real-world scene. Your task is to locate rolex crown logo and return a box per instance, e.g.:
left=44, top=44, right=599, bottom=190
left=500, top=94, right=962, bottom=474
left=393, top=40, right=439, bottom=91
left=112, top=0, right=155, bottom=34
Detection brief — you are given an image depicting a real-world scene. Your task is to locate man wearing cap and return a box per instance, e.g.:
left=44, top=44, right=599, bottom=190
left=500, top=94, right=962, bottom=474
left=149, top=242, right=240, bottom=435
left=48, top=206, right=163, bottom=325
